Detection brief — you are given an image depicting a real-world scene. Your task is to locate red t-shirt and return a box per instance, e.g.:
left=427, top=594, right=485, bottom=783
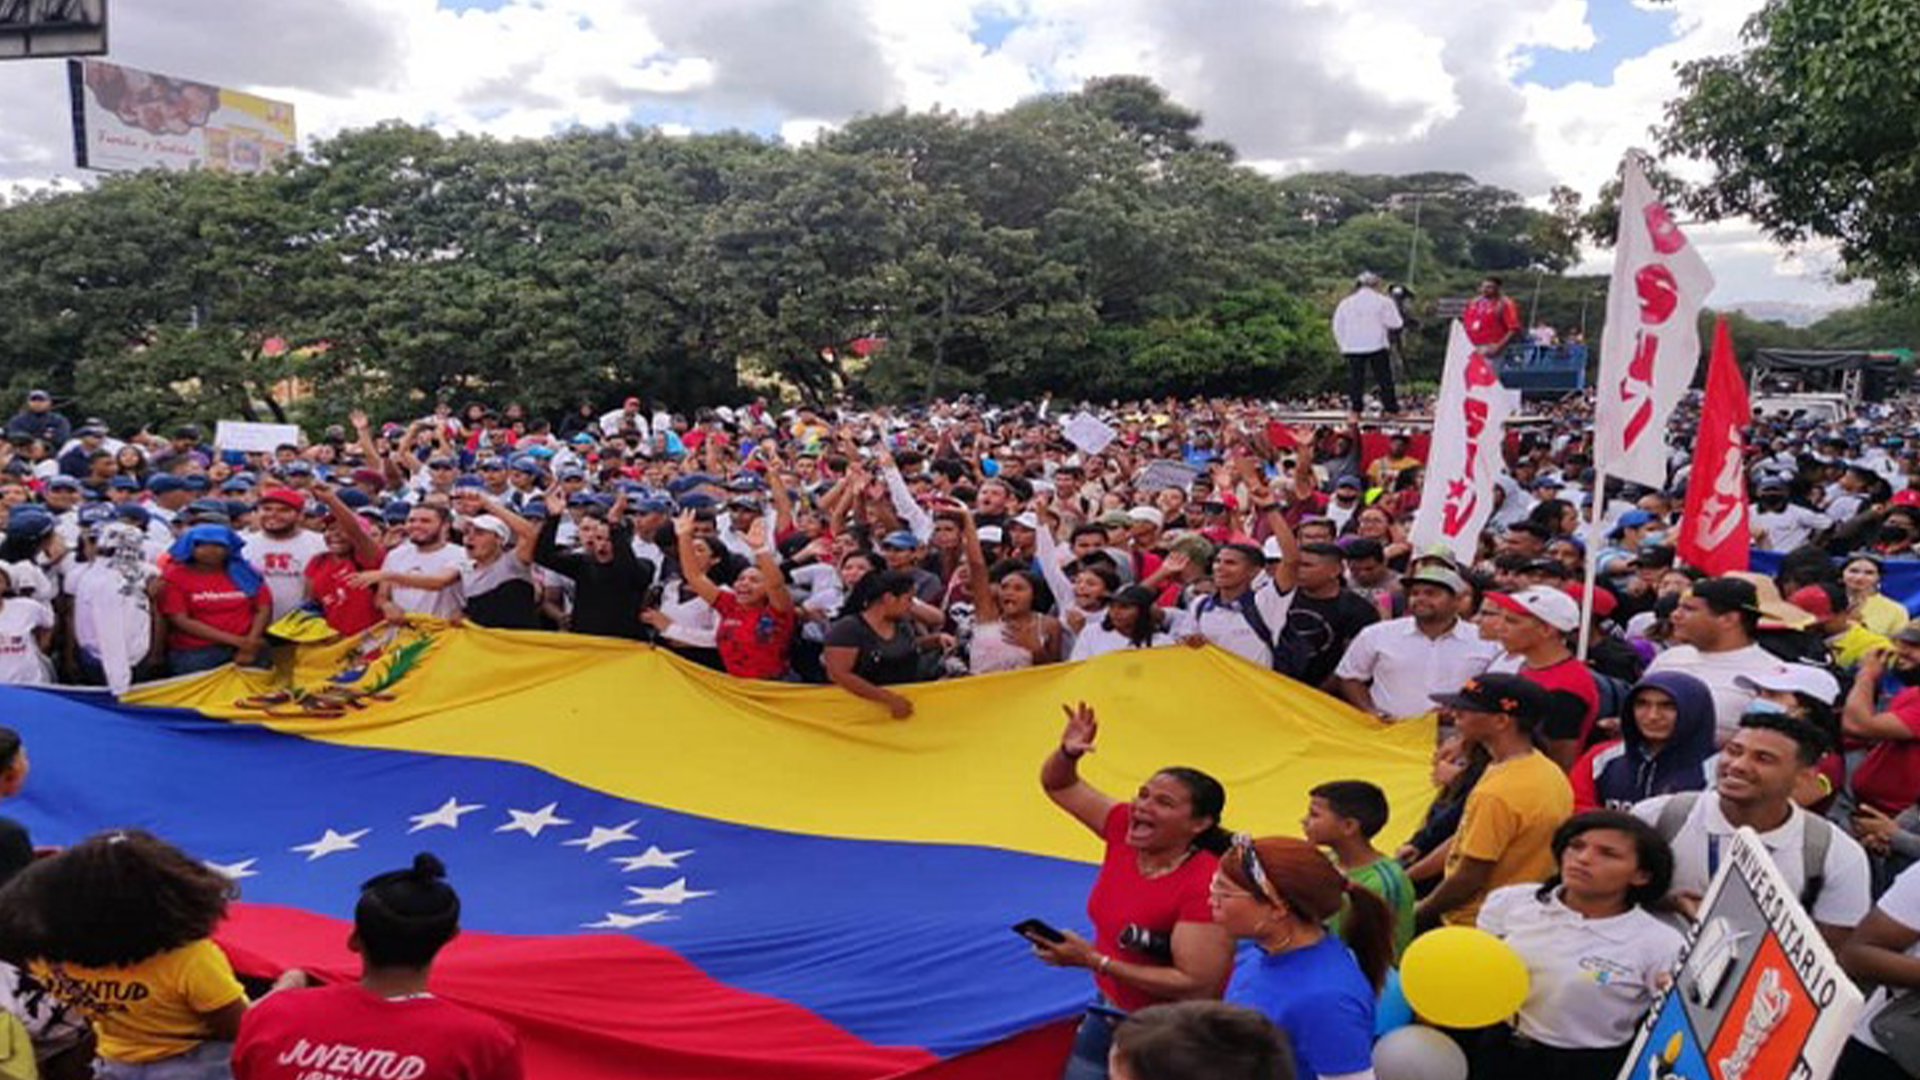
left=1086, top=803, right=1221, bottom=1012
left=233, top=983, right=522, bottom=1080
left=1852, top=688, right=1920, bottom=813
left=1518, top=656, right=1600, bottom=749
left=1462, top=295, right=1521, bottom=348
left=305, top=550, right=385, bottom=636
left=159, top=564, right=268, bottom=650
left=712, top=591, right=795, bottom=680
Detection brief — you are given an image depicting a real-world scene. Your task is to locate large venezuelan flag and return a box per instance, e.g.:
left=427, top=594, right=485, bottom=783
left=3, top=626, right=1435, bottom=1080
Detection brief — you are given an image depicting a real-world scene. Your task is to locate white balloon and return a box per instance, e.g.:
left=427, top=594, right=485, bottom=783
left=1371, top=1024, right=1469, bottom=1080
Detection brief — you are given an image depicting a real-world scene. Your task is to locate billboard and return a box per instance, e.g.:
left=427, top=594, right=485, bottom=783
left=0, top=0, right=107, bottom=60
left=66, top=58, right=294, bottom=174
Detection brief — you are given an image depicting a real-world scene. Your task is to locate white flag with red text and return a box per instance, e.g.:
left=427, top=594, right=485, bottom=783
left=1594, top=153, right=1715, bottom=488
left=1410, top=321, right=1522, bottom=564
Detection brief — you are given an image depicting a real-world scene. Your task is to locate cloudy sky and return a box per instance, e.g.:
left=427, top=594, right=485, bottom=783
left=0, top=0, right=1866, bottom=310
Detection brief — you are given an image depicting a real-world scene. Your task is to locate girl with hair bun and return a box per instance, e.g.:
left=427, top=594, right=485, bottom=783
left=233, top=853, right=522, bottom=1080
left=1212, top=834, right=1392, bottom=1080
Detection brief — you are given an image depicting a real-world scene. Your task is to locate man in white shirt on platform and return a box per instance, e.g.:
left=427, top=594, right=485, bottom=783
left=1332, top=271, right=1405, bottom=416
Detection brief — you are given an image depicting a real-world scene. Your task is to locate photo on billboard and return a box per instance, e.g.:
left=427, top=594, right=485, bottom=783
left=67, top=57, right=295, bottom=174
left=0, top=0, right=108, bottom=60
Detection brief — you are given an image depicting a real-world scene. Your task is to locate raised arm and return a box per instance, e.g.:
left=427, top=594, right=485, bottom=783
left=483, top=495, right=541, bottom=564
left=312, top=482, right=383, bottom=569
left=959, top=505, right=999, bottom=620
left=672, top=509, right=723, bottom=606
left=745, top=518, right=793, bottom=613
left=1040, top=702, right=1118, bottom=837
left=878, top=447, right=935, bottom=542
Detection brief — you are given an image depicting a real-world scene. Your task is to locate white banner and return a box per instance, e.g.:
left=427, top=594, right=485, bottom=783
left=1061, top=411, right=1117, bottom=456
left=1593, top=153, right=1715, bottom=488
left=214, top=420, right=300, bottom=453
left=1616, top=826, right=1861, bottom=1080
left=1409, top=321, right=1521, bottom=564
left=68, top=58, right=296, bottom=175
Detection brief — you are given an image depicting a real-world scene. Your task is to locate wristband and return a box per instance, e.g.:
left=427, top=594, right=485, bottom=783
left=1097, top=955, right=1113, bottom=975
left=1060, top=744, right=1086, bottom=761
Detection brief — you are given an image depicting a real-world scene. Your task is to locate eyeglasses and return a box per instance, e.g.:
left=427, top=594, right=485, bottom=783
left=1232, top=832, right=1283, bottom=906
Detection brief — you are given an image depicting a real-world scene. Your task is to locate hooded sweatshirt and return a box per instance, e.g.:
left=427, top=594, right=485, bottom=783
left=1569, top=670, right=1717, bottom=811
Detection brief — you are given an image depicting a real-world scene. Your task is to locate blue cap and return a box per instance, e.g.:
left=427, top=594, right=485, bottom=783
left=677, top=491, right=716, bottom=511
left=282, top=460, right=314, bottom=476
left=478, top=457, right=507, bottom=470
left=559, top=468, right=586, bottom=482
left=114, top=504, right=151, bottom=528
left=220, top=479, right=252, bottom=493
left=453, top=474, right=485, bottom=490
left=567, top=492, right=597, bottom=507
left=147, top=475, right=185, bottom=494
left=521, top=501, right=550, bottom=520
left=337, top=488, right=371, bottom=509
left=427, top=457, right=457, bottom=469
left=569, top=433, right=596, bottom=445
left=43, top=475, right=81, bottom=491
left=185, top=498, right=231, bottom=521
left=668, top=473, right=717, bottom=496
left=382, top=502, right=413, bottom=524
left=108, top=475, right=139, bottom=490
left=1612, top=510, right=1657, bottom=537
left=510, top=458, right=543, bottom=476
left=78, top=503, right=114, bottom=527
left=880, top=530, right=922, bottom=550
left=5, top=506, right=52, bottom=542
left=182, top=474, right=211, bottom=492
left=635, top=496, right=674, bottom=514
left=225, top=499, right=254, bottom=519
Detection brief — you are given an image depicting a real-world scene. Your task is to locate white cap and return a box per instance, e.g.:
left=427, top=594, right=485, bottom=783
left=977, top=525, right=1005, bottom=544
left=1487, top=586, right=1580, bottom=633
left=1735, top=665, right=1842, bottom=705
left=1128, top=506, right=1165, bottom=527
left=1262, top=536, right=1284, bottom=562
left=468, top=514, right=512, bottom=542
left=1010, top=512, right=1040, bottom=530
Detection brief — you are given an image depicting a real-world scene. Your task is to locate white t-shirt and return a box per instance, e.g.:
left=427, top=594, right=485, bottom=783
left=1751, top=503, right=1828, bottom=553
left=66, top=560, right=156, bottom=695
left=385, top=542, right=466, bottom=619
left=0, top=599, right=54, bottom=685
left=1478, top=885, right=1685, bottom=1049
left=1854, top=862, right=1920, bottom=1052
left=1189, top=582, right=1294, bottom=669
left=1630, top=794, right=1871, bottom=930
left=243, top=530, right=329, bottom=620
left=1643, top=644, right=1788, bottom=742
left=1068, top=619, right=1175, bottom=662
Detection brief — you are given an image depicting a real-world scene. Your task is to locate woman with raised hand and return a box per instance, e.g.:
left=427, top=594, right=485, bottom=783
left=1028, top=702, right=1234, bottom=1080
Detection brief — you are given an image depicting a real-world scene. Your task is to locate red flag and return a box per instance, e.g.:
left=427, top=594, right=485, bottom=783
left=1678, top=318, right=1751, bottom=575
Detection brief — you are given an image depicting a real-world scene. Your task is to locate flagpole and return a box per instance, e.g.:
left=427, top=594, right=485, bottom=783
left=1576, top=458, right=1606, bottom=663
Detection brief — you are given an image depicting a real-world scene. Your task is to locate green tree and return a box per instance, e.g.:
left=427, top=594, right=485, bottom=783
left=1659, top=0, right=1920, bottom=287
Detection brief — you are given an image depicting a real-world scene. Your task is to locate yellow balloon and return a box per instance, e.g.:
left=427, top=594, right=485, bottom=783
left=1399, top=927, right=1529, bottom=1029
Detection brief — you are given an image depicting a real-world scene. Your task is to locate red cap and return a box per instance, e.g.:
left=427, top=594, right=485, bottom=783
left=1788, top=584, right=1836, bottom=619
left=259, top=487, right=305, bottom=510
left=1559, top=582, right=1617, bottom=619
left=1895, top=490, right=1920, bottom=507
left=624, top=397, right=641, bottom=408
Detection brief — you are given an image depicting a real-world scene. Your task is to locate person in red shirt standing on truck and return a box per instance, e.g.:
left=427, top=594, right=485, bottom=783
left=233, top=853, right=522, bottom=1080
left=1462, top=276, right=1522, bottom=357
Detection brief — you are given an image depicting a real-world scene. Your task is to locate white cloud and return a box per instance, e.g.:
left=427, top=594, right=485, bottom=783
left=0, top=0, right=1862, bottom=307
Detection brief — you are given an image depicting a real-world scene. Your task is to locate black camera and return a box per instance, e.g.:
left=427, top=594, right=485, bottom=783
left=1117, top=924, right=1172, bottom=962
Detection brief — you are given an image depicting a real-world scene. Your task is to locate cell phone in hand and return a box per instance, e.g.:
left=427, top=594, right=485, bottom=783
left=1012, top=918, right=1066, bottom=945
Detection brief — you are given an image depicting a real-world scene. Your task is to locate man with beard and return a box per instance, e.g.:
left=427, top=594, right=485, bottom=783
left=243, top=488, right=328, bottom=621
left=359, top=505, right=464, bottom=623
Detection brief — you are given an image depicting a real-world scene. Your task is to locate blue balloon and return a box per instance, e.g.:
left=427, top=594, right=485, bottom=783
left=1374, top=967, right=1414, bottom=1038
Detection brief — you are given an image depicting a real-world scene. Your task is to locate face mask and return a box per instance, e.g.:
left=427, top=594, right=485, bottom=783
left=1882, top=527, right=1913, bottom=546
left=1643, top=531, right=1668, bottom=547
left=1760, top=496, right=1787, bottom=510
left=1743, top=698, right=1789, bottom=718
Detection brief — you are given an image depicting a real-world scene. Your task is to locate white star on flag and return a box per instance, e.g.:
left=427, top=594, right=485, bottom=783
left=408, top=797, right=484, bottom=833
left=205, top=858, right=258, bottom=880
left=624, top=878, right=714, bottom=906
left=563, top=820, right=640, bottom=853
left=584, top=911, right=674, bottom=930
left=496, top=803, right=572, bottom=838
left=612, top=846, right=693, bottom=872
left=291, top=828, right=370, bottom=862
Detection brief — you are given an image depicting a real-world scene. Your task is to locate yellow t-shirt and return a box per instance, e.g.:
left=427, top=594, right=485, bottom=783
left=34, top=938, right=246, bottom=1063
left=1860, top=593, right=1911, bottom=638
left=1832, top=624, right=1893, bottom=669
left=1441, top=750, right=1572, bottom=927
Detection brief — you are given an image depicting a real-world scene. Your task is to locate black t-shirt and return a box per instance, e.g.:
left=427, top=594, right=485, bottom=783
left=825, top=615, right=922, bottom=685
left=1283, top=589, right=1381, bottom=685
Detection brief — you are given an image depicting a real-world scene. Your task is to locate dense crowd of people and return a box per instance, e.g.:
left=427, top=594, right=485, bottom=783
left=11, top=374, right=1920, bottom=1078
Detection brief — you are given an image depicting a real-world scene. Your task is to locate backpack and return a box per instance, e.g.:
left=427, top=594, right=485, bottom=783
left=1653, top=792, right=1831, bottom=910
left=1196, top=591, right=1313, bottom=678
